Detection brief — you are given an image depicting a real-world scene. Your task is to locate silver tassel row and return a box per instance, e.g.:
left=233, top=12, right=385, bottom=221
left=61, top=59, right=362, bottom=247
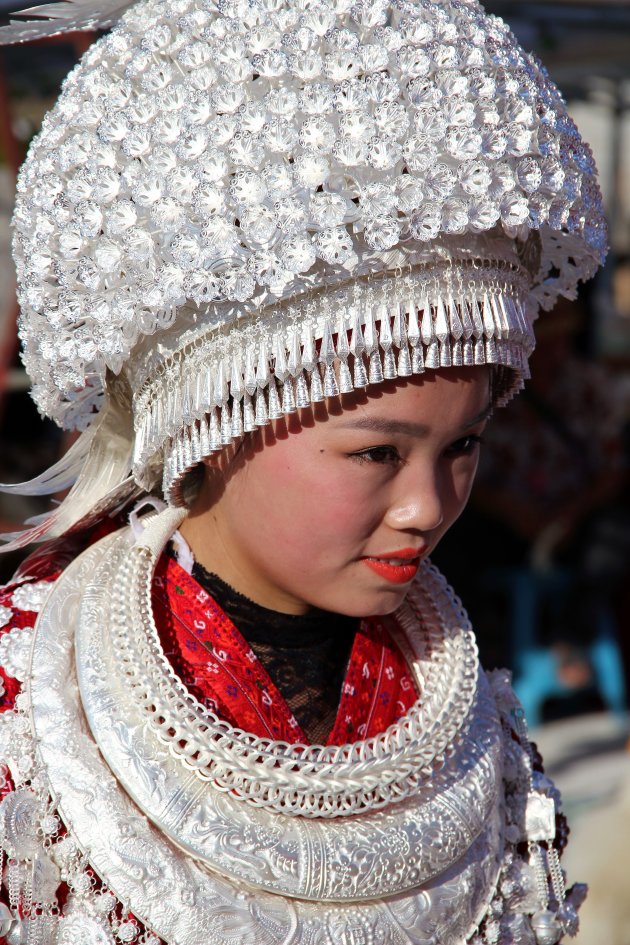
left=129, top=291, right=529, bottom=502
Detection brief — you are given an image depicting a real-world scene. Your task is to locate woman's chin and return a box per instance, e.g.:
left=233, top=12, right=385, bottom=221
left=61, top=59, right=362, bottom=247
left=325, top=587, right=411, bottom=619
left=368, top=593, right=411, bottom=617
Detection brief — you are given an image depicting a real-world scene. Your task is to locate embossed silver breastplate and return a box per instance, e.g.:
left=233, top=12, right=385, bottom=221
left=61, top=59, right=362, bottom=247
left=0, top=508, right=574, bottom=945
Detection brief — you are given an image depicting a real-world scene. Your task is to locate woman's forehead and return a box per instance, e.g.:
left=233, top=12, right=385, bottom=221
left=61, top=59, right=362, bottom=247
left=334, top=367, right=491, bottom=418
left=255, top=367, right=493, bottom=449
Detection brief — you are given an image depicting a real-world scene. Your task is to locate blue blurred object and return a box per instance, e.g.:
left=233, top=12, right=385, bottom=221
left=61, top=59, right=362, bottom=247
left=490, top=567, right=627, bottom=726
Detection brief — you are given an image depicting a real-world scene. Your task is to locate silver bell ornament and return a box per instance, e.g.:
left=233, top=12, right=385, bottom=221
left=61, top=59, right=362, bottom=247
left=0, top=902, right=14, bottom=936
left=0, top=904, right=24, bottom=945
left=531, top=909, right=562, bottom=945
left=6, top=921, right=25, bottom=945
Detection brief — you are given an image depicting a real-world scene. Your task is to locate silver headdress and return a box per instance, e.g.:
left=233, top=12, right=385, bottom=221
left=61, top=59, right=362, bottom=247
left=1, top=0, right=607, bottom=532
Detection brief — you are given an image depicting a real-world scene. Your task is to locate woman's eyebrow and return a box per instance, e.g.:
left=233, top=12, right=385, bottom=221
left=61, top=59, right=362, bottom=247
left=338, top=403, right=493, bottom=438
left=338, top=417, right=432, bottom=437
left=463, top=402, right=493, bottom=428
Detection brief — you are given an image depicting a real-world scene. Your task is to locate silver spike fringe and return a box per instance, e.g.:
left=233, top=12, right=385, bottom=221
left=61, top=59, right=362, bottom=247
left=130, top=267, right=533, bottom=506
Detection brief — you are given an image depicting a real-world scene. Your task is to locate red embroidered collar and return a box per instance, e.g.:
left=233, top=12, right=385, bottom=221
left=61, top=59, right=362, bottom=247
left=151, top=555, right=418, bottom=745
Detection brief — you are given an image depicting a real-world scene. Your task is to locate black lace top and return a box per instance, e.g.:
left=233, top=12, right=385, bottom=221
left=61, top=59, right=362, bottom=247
left=191, top=560, right=359, bottom=744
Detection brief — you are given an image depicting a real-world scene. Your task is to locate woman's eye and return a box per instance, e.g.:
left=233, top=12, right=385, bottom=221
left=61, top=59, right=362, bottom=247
left=445, top=434, right=484, bottom=457
left=351, top=445, right=402, bottom=465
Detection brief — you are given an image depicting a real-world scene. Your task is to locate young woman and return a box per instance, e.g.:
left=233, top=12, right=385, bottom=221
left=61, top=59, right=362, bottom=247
left=0, top=0, right=606, bottom=942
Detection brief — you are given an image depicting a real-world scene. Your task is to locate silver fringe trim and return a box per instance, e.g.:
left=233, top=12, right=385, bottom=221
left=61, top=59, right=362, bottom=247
left=130, top=267, right=532, bottom=506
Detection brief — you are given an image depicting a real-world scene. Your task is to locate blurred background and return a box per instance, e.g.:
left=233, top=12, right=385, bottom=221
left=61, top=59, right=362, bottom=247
left=0, top=1, right=629, bottom=942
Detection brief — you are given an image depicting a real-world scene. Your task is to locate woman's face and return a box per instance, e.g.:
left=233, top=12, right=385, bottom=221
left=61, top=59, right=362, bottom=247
left=183, top=366, right=491, bottom=617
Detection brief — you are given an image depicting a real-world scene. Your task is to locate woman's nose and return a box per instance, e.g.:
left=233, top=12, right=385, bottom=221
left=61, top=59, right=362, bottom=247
left=384, top=470, right=445, bottom=535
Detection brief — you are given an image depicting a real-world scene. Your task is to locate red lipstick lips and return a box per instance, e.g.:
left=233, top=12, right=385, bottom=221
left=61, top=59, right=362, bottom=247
left=361, top=548, right=424, bottom=585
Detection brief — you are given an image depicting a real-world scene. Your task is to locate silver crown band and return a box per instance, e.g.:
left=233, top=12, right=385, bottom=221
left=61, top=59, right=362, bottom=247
left=129, top=261, right=532, bottom=503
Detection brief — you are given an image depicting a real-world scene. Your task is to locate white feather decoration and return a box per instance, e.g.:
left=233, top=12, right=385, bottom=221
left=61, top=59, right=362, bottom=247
left=0, top=425, right=92, bottom=495
left=0, top=392, right=138, bottom=551
left=0, top=0, right=135, bottom=44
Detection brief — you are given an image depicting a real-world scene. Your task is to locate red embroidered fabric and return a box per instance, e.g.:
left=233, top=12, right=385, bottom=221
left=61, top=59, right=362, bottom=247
left=151, top=554, right=418, bottom=745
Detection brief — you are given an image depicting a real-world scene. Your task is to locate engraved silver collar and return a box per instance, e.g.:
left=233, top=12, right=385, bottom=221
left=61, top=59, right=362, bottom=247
left=27, top=511, right=508, bottom=944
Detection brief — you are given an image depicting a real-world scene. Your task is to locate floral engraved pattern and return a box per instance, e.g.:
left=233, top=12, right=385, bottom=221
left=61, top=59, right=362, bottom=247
left=11, top=580, right=54, bottom=614
left=110, top=721, right=167, bottom=802
left=0, top=625, right=34, bottom=681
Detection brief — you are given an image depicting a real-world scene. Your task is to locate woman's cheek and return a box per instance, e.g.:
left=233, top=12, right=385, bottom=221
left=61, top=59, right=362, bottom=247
left=277, top=479, right=372, bottom=559
left=453, top=457, right=480, bottom=507
left=249, top=445, right=380, bottom=546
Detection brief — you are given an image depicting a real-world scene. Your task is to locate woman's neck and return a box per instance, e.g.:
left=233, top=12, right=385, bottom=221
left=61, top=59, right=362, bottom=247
left=180, top=516, right=312, bottom=616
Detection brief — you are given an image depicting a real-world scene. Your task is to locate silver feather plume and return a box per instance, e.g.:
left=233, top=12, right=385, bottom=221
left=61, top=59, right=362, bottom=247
left=0, top=0, right=135, bottom=44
